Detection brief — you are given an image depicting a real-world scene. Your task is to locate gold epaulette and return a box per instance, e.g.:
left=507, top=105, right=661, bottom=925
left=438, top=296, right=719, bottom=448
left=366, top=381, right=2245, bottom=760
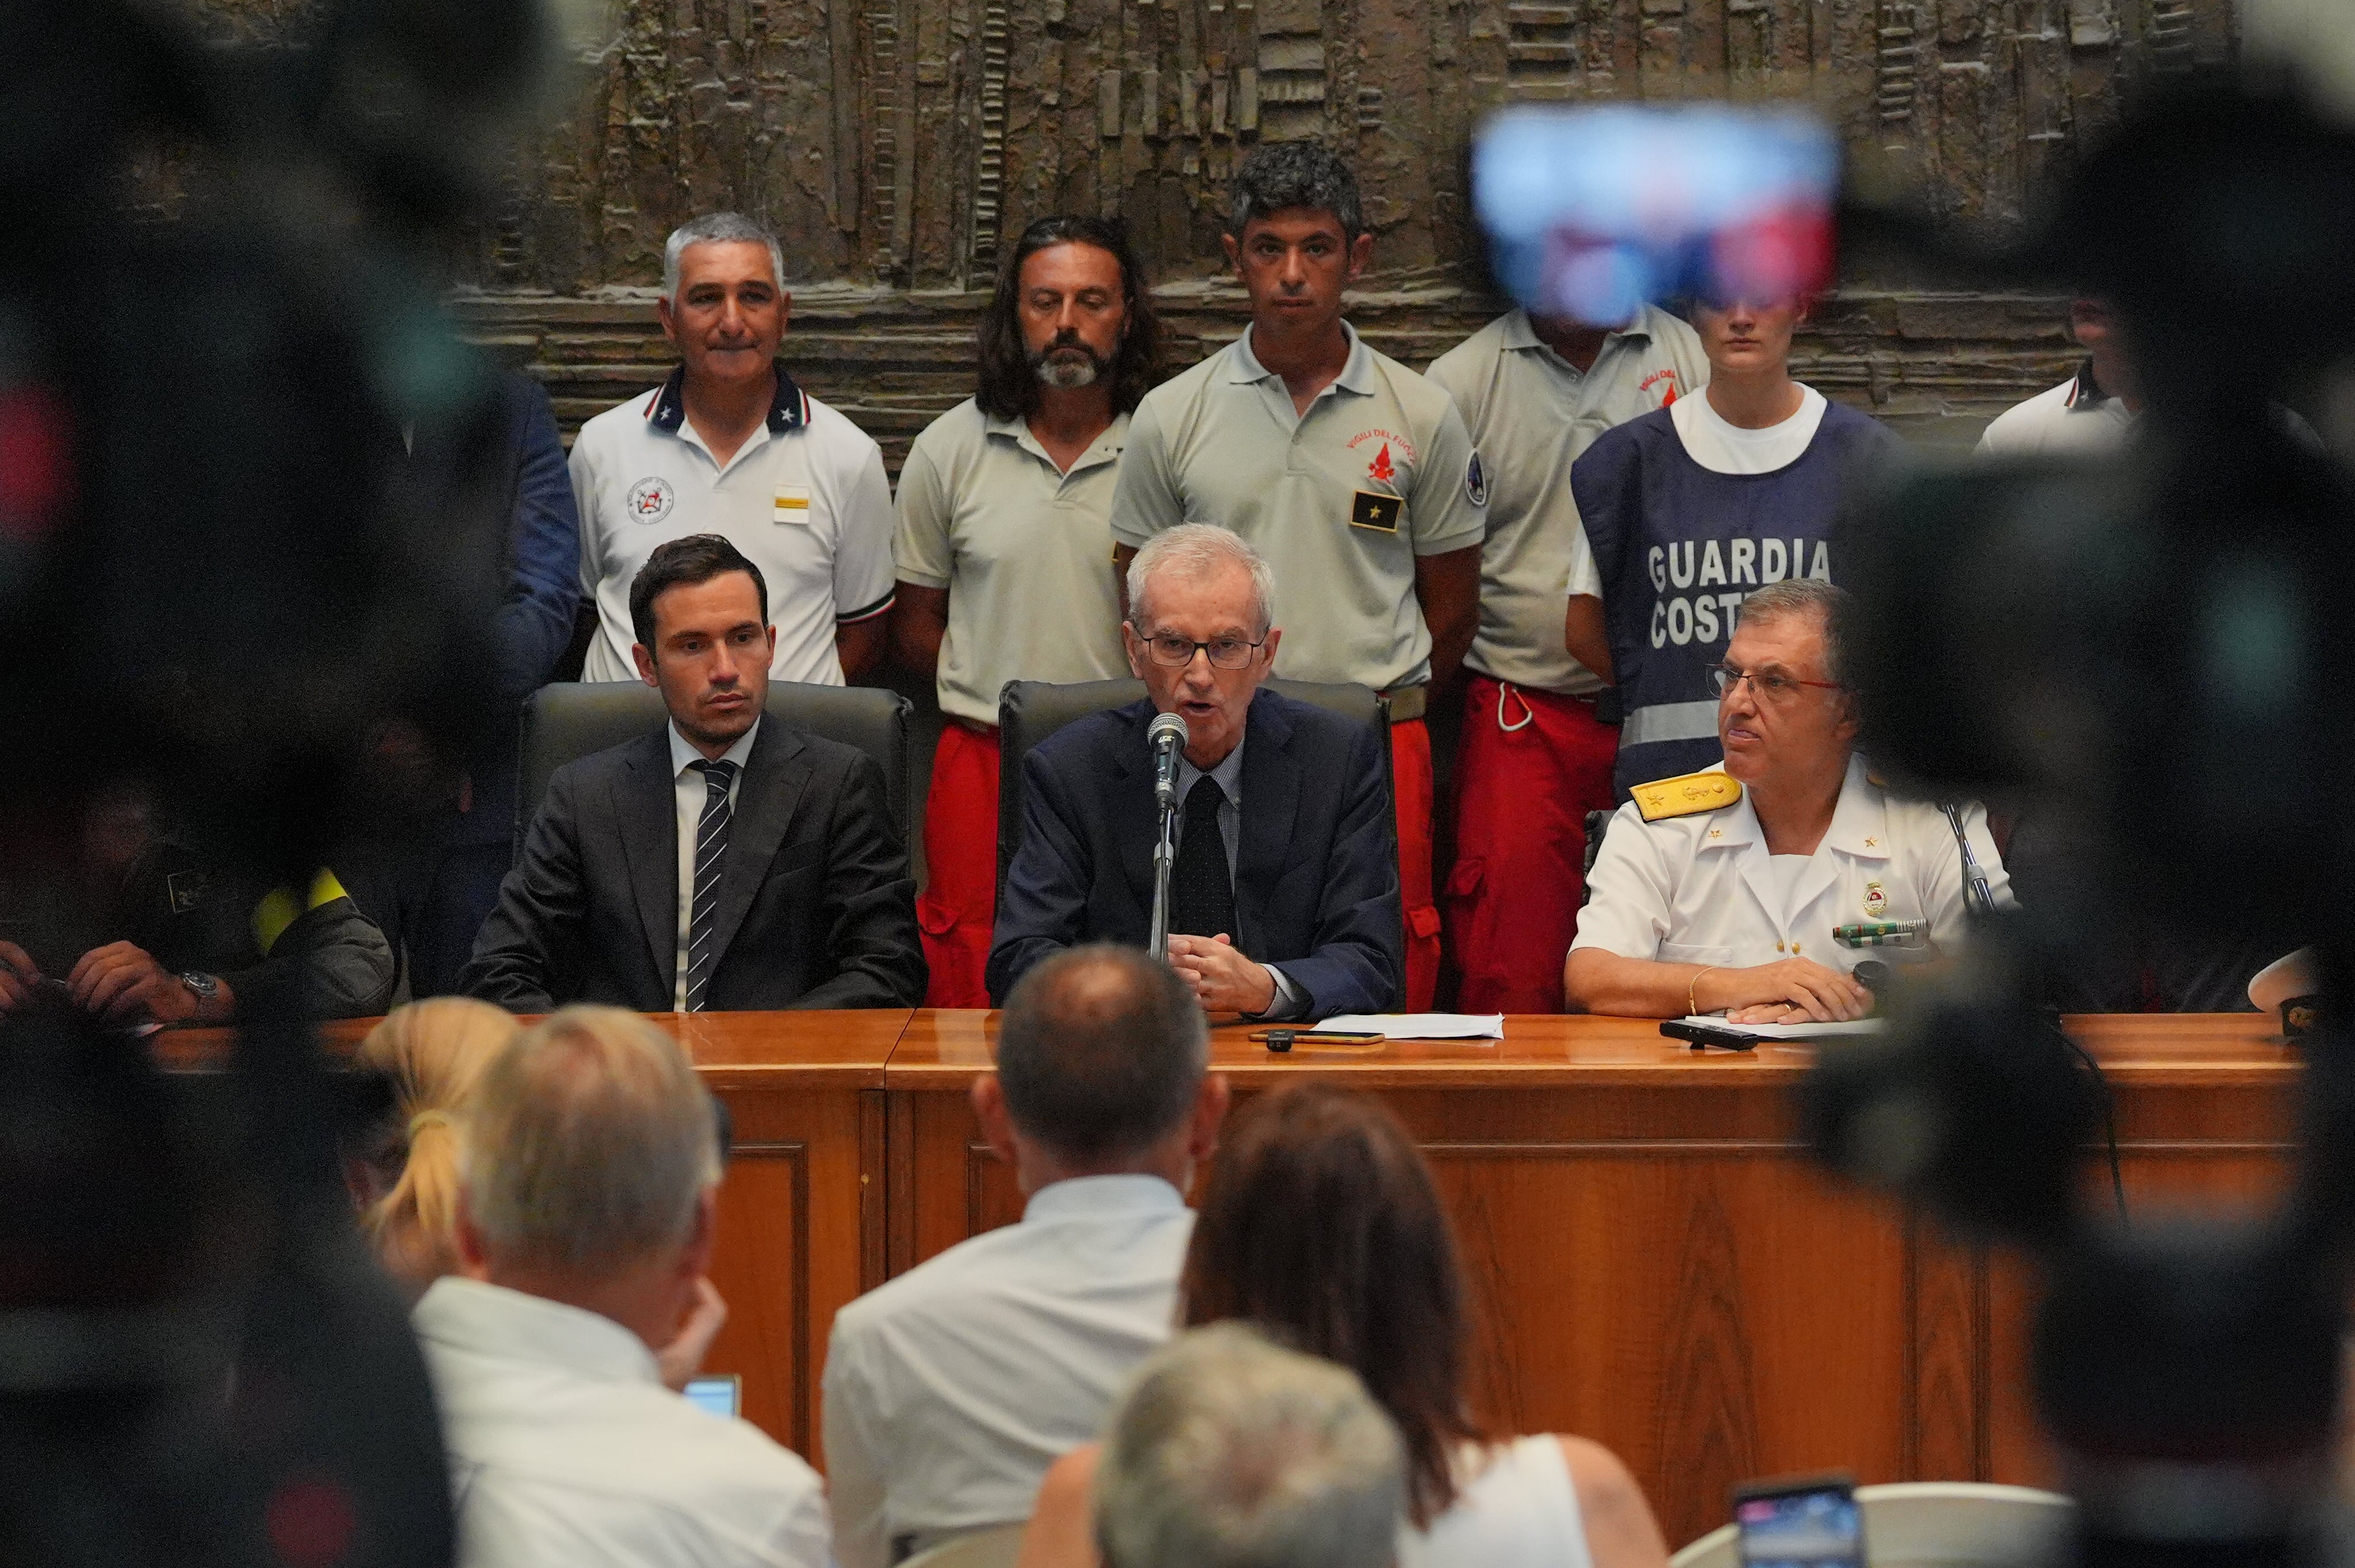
left=1631, top=769, right=1743, bottom=823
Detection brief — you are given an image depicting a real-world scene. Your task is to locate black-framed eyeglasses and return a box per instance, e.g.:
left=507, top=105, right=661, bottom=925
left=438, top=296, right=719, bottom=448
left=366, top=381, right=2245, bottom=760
left=1138, top=632, right=1268, bottom=671
left=1709, top=663, right=1842, bottom=702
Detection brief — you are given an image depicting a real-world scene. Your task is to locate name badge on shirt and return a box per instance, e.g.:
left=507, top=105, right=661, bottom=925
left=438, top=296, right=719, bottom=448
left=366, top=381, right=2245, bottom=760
left=1350, top=490, right=1402, bottom=533
left=774, top=486, right=811, bottom=522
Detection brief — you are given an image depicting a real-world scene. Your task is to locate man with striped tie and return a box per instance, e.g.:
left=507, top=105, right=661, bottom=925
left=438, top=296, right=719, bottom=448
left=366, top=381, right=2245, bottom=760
left=462, top=535, right=925, bottom=1013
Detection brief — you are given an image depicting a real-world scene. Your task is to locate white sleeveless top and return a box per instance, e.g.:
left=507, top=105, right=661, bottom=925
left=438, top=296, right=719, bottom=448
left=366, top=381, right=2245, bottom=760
left=1397, top=1435, right=1595, bottom=1568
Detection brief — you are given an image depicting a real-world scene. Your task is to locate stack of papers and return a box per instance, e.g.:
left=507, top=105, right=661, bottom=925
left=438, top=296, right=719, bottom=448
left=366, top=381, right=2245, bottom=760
left=1316, top=1013, right=1505, bottom=1040
left=1675, top=1016, right=1886, bottom=1039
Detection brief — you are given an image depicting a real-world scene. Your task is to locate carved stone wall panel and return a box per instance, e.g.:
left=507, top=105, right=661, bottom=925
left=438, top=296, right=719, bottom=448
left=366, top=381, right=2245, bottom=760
left=183, top=0, right=2236, bottom=443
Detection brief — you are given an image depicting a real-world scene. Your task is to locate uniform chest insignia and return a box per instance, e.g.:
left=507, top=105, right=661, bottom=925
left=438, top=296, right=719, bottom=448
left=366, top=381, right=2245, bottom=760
left=1863, top=880, right=1888, bottom=918
left=1631, top=768, right=1743, bottom=823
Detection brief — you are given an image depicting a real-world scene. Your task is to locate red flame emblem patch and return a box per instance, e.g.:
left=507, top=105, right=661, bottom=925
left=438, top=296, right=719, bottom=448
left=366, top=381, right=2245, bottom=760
left=1367, top=443, right=1395, bottom=485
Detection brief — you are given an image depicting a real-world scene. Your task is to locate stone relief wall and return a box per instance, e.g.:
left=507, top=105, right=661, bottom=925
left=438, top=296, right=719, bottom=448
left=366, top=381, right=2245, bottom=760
left=195, top=0, right=2237, bottom=458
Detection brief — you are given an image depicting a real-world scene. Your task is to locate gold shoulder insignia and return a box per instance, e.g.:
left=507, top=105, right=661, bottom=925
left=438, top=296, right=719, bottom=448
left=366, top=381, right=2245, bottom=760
left=1631, top=769, right=1743, bottom=823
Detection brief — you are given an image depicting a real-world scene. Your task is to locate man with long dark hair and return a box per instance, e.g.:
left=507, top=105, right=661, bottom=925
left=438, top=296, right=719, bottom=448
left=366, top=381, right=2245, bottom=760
left=890, top=216, right=1163, bottom=1005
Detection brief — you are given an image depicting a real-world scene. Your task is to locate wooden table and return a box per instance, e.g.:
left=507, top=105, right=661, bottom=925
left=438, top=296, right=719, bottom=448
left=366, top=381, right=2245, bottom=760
left=164, top=1009, right=2300, bottom=1547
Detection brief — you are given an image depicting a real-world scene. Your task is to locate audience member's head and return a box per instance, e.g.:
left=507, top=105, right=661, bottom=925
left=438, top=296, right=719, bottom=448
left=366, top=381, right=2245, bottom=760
left=457, top=1005, right=724, bottom=1348
left=1713, top=578, right=1857, bottom=795
left=630, top=533, right=774, bottom=752
left=1181, top=1080, right=1484, bottom=1525
left=1095, top=1321, right=1405, bottom=1568
left=657, top=211, right=788, bottom=394
left=347, top=997, right=518, bottom=1300
left=1125, top=524, right=1280, bottom=769
left=977, top=214, right=1162, bottom=422
left=977, top=944, right=1227, bottom=1193
left=2069, top=295, right=2141, bottom=410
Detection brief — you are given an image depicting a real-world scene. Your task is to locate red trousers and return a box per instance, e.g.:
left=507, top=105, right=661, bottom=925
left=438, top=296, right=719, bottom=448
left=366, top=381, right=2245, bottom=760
left=1442, top=675, right=1618, bottom=1013
left=1392, top=717, right=1441, bottom=1012
left=922, top=715, right=1439, bottom=1012
left=918, top=723, right=1000, bottom=1008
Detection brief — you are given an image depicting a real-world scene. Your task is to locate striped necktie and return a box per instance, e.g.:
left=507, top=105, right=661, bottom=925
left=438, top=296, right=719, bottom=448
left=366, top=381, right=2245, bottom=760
left=685, top=758, right=739, bottom=1012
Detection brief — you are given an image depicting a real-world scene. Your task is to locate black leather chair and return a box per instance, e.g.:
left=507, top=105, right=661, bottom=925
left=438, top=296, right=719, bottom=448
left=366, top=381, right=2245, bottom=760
left=994, top=677, right=1393, bottom=902
left=516, top=681, right=915, bottom=851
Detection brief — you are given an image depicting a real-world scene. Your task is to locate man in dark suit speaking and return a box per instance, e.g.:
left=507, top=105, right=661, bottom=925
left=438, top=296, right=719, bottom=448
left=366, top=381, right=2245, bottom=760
left=462, top=535, right=925, bottom=1012
left=988, top=524, right=1402, bottom=1017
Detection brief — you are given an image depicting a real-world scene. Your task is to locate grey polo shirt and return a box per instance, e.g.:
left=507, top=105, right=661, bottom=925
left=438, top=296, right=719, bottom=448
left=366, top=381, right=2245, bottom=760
left=1424, top=306, right=1710, bottom=696
left=892, top=398, right=1131, bottom=727
left=1110, top=321, right=1489, bottom=691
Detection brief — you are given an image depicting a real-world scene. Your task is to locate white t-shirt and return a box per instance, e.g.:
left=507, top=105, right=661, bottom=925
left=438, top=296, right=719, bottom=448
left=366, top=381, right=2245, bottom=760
left=1398, top=1436, right=1595, bottom=1568
left=415, top=1277, right=829, bottom=1568
left=1670, top=383, right=1830, bottom=475
left=569, top=364, right=897, bottom=685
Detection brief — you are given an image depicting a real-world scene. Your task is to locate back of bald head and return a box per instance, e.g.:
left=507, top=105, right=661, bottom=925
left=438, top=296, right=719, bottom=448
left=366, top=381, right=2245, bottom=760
left=996, top=946, right=1210, bottom=1165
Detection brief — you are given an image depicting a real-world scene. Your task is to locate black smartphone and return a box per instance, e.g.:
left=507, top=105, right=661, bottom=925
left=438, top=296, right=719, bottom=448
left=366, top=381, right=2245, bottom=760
left=1733, top=1473, right=1863, bottom=1568
left=1659, top=1019, right=1758, bottom=1052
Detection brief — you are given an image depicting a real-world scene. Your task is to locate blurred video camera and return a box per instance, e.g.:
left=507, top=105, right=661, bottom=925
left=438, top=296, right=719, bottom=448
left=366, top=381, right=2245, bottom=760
left=1478, top=72, right=2355, bottom=1568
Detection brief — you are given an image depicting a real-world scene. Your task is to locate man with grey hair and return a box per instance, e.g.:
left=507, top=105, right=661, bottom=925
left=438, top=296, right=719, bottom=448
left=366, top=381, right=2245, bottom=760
left=823, top=945, right=1229, bottom=1568
left=413, top=1005, right=830, bottom=1567
left=988, top=523, right=1403, bottom=1016
left=1566, top=580, right=2008, bottom=1023
left=567, top=210, right=896, bottom=687
left=1097, top=1323, right=1405, bottom=1568
left=1108, top=141, right=1490, bottom=1010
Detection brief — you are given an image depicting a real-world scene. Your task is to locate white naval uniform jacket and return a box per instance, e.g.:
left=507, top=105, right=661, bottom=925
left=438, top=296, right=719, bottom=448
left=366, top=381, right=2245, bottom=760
left=1571, top=754, right=2011, bottom=975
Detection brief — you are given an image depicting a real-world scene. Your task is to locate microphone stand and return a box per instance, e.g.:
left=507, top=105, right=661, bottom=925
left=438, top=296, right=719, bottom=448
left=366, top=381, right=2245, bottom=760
left=1148, top=790, right=1179, bottom=961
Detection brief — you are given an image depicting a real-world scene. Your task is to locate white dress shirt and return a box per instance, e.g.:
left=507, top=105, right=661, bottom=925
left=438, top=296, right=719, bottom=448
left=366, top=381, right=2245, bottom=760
left=414, top=1276, right=829, bottom=1568
left=670, top=718, right=760, bottom=1010
left=821, top=1174, right=1194, bottom=1568
left=1572, top=754, right=2011, bottom=976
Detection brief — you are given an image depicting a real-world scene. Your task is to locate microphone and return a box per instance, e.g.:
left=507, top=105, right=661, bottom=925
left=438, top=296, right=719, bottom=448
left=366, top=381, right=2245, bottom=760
left=1940, top=803, right=2000, bottom=923
left=1149, top=712, right=1188, bottom=810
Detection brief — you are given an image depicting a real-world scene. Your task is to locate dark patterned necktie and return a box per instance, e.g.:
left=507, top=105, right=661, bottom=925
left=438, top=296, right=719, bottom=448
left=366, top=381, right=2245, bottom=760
left=1169, top=775, right=1236, bottom=940
left=685, top=758, right=739, bottom=1012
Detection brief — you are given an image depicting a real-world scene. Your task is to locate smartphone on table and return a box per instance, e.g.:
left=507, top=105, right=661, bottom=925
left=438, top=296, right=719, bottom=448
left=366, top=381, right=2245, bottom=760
left=1734, top=1473, right=1863, bottom=1568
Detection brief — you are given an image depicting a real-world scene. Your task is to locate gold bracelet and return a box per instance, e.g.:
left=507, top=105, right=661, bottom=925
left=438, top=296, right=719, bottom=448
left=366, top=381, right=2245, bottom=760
left=1688, top=966, right=1719, bottom=1017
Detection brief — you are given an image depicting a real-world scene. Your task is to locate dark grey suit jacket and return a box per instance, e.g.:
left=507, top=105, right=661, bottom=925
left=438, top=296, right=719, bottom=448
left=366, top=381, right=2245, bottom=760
left=461, top=720, right=925, bottom=1011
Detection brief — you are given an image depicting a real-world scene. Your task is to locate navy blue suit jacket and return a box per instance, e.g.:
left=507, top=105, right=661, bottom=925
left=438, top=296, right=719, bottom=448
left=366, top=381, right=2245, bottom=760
left=987, top=690, right=1403, bottom=1017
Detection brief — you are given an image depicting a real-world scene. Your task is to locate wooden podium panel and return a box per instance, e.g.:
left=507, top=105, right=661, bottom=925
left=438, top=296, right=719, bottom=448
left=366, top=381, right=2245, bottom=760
left=164, top=1007, right=2300, bottom=1527
left=884, top=1010, right=2302, bottom=1548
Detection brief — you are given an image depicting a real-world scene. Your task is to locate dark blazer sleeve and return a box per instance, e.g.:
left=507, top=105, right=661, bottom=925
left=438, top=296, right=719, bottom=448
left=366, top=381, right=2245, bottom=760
left=1279, top=720, right=1405, bottom=1017
left=794, top=751, right=926, bottom=1009
left=985, top=744, right=1101, bottom=1005
left=494, top=376, right=584, bottom=705
left=458, top=760, right=590, bottom=1012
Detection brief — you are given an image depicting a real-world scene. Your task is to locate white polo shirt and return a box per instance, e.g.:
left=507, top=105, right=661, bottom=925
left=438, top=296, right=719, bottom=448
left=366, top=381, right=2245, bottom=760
left=1424, top=307, right=1709, bottom=695
left=821, top=1173, right=1192, bottom=1568
left=570, top=363, right=897, bottom=685
left=1571, top=756, right=2011, bottom=976
left=415, top=1276, right=829, bottom=1568
left=892, top=398, right=1131, bottom=727
left=1111, top=321, right=1489, bottom=691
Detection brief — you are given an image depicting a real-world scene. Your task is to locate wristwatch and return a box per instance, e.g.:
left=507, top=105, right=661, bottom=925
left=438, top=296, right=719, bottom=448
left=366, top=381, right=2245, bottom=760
left=179, top=971, right=220, bottom=1008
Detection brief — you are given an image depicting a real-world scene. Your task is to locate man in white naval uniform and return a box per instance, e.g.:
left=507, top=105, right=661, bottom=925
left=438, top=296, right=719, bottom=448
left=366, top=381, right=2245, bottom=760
left=1564, top=579, right=2008, bottom=1023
